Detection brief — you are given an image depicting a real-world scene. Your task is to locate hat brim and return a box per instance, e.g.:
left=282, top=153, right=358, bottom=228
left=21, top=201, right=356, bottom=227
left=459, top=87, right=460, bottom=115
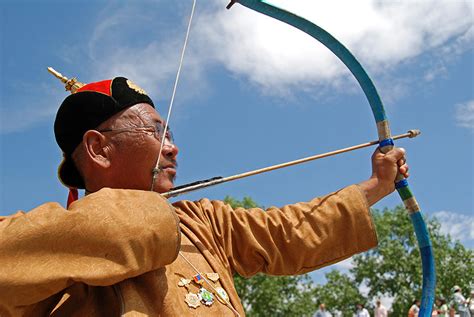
left=58, top=156, right=85, bottom=189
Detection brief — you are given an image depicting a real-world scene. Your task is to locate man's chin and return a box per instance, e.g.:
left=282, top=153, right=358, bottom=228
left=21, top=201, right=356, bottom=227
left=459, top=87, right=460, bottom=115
left=154, top=180, right=175, bottom=194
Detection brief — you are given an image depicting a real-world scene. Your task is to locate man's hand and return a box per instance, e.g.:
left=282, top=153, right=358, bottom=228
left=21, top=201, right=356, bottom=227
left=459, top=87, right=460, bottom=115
left=359, top=147, right=409, bottom=206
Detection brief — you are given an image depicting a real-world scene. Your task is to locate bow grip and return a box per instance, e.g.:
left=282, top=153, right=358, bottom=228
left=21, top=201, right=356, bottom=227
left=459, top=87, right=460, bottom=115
left=376, top=121, right=420, bottom=213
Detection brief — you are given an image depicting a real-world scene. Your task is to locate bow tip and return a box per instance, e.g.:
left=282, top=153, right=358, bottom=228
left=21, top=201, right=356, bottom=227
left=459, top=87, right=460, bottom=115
left=226, top=0, right=239, bottom=9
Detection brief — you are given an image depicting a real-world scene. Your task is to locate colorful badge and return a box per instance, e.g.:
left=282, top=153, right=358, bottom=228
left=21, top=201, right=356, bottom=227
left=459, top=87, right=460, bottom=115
left=193, top=273, right=204, bottom=285
left=185, top=292, right=201, bottom=309
left=199, top=287, right=214, bottom=306
left=178, top=278, right=191, bottom=287
left=215, top=287, right=229, bottom=304
left=206, top=272, right=220, bottom=282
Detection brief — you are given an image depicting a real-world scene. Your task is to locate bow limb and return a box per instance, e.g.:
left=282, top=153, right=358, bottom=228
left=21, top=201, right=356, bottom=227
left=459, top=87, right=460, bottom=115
left=227, top=1, right=435, bottom=315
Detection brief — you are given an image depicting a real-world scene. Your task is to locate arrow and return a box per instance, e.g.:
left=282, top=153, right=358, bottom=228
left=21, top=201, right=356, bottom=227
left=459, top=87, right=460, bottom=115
left=163, top=129, right=420, bottom=198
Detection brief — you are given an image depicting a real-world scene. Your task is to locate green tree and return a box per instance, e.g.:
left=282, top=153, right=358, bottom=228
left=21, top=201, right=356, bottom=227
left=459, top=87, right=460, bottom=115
left=313, top=270, right=366, bottom=316
left=234, top=273, right=315, bottom=317
left=225, top=196, right=317, bottom=317
left=226, top=196, right=473, bottom=316
left=351, top=205, right=474, bottom=315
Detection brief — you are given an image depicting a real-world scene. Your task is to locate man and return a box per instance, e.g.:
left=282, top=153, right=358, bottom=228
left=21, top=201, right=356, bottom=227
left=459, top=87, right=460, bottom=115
left=450, top=286, right=471, bottom=317
left=375, top=299, right=388, bottom=317
left=315, top=303, right=332, bottom=317
left=436, top=297, right=448, bottom=317
left=0, top=76, right=409, bottom=316
left=356, top=303, right=371, bottom=317
left=468, top=290, right=474, bottom=316
left=409, top=299, right=421, bottom=317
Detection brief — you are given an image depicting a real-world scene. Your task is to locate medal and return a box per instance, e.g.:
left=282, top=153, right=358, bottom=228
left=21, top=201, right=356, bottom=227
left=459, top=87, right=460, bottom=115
left=215, top=287, right=229, bottom=304
left=193, top=273, right=204, bottom=285
left=199, top=287, right=214, bottom=306
left=206, top=272, right=220, bottom=282
left=185, top=292, right=201, bottom=309
left=178, top=278, right=191, bottom=287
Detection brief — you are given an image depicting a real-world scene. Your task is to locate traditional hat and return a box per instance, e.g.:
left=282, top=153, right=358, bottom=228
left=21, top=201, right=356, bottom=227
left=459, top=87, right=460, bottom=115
left=49, top=68, right=154, bottom=196
left=452, top=285, right=461, bottom=293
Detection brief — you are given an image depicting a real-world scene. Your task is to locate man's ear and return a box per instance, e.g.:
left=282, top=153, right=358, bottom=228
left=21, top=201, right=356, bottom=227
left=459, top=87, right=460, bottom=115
left=82, top=130, right=112, bottom=168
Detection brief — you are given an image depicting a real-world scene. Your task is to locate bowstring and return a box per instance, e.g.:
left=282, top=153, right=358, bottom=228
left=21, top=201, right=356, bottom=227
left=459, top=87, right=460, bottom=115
left=147, top=5, right=240, bottom=315
left=151, top=0, right=197, bottom=191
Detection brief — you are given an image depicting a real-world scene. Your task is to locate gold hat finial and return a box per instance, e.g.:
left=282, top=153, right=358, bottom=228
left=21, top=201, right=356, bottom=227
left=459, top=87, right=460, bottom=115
left=47, top=67, right=85, bottom=94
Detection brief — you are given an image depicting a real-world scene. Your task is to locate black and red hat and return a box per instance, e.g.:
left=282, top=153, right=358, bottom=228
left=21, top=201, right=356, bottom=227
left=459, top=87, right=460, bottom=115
left=53, top=72, right=155, bottom=190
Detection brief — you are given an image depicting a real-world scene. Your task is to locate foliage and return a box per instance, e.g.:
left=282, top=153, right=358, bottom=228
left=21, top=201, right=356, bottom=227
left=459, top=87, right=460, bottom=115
left=223, top=195, right=261, bottom=209
left=313, top=270, right=366, bottom=316
left=234, top=273, right=316, bottom=317
left=224, top=196, right=317, bottom=317
left=351, top=205, right=474, bottom=316
left=225, top=194, right=474, bottom=317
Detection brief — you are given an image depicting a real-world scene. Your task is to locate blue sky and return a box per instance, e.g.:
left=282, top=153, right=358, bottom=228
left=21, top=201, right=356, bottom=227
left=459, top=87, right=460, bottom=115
left=1, top=0, right=472, bottom=265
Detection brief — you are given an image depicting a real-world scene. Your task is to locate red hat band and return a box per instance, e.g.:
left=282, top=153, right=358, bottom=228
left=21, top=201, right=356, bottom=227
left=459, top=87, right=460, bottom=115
left=76, top=79, right=113, bottom=96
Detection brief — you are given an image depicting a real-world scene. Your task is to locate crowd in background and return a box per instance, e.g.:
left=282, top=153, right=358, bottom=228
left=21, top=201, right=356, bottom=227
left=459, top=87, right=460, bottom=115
left=314, top=286, right=474, bottom=317
left=427, top=285, right=473, bottom=317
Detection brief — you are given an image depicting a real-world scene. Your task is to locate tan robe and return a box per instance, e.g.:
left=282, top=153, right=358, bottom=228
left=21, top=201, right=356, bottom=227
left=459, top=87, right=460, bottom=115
left=0, top=185, right=377, bottom=316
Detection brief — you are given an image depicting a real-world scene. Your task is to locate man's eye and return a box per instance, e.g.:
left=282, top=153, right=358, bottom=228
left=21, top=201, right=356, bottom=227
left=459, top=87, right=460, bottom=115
left=156, top=123, right=164, bottom=133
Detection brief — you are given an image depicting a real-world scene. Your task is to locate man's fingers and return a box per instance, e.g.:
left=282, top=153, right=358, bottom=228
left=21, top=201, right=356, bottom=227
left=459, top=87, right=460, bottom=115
left=385, top=147, right=406, bottom=161
left=399, top=163, right=410, bottom=178
left=389, top=148, right=410, bottom=178
left=373, top=147, right=408, bottom=166
left=397, top=158, right=406, bottom=167
left=374, top=146, right=410, bottom=178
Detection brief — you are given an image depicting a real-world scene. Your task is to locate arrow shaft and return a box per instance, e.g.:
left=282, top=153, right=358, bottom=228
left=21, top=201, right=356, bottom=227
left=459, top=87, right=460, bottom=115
left=162, top=130, right=420, bottom=198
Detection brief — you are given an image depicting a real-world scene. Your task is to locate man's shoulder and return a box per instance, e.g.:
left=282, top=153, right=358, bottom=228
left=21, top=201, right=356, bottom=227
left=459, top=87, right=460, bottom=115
left=0, top=210, right=26, bottom=222
left=1, top=201, right=67, bottom=223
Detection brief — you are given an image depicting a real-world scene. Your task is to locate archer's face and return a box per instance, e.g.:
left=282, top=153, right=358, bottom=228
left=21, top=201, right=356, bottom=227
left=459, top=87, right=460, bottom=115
left=104, top=103, right=179, bottom=193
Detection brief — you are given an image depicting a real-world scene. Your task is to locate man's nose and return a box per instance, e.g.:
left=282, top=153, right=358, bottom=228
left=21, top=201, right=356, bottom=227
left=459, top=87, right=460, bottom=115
left=162, top=142, right=179, bottom=159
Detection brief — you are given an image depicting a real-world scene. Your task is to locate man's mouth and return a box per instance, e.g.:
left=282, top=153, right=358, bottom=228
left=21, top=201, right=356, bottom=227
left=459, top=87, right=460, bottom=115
left=159, top=159, right=177, bottom=170
left=161, top=163, right=177, bottom=178
left=163, top=166, right=176, bottom=173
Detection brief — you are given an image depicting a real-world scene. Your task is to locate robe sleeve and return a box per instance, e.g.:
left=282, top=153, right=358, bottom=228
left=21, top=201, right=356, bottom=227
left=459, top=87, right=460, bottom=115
left=175, top=185, right=377, bottom=277
left=0, top=188, right=181, bottom=307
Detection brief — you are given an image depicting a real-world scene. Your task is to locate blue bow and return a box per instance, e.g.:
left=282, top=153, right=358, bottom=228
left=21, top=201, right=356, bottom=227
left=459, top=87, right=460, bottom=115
left=227, top=1, right=436, bottom=315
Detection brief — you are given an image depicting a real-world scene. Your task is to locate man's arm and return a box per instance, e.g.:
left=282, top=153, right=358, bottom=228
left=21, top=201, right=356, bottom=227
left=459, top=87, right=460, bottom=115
left=176, top=182, right=376, bottom=277
left=174, top=148, right=407, bottom=277
left=0, top=188, right=180, bottom=307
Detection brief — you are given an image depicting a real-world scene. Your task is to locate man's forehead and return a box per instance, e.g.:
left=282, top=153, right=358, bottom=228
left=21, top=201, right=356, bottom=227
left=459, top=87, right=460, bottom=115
left=130, top=103, right=162, bottom=122
left=99, top=103, right=160, bottom=128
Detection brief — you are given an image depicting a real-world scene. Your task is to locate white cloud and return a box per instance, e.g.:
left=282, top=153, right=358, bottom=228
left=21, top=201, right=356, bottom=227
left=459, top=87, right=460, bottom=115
left=84, top=3, right=209, bottom=109
left=433, top=210, right=474, bottom=244
left=192, top=0, right=473, bottom=97
left=84, top=0, right=472, bottom=101
left=4, top=1, right=472, bottom=133
left=454, top=100, right=474, bottom=131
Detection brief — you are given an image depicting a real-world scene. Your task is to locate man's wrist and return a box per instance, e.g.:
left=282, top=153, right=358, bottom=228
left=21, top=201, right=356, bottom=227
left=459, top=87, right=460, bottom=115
left=358, top=177, right=394, bottom=206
